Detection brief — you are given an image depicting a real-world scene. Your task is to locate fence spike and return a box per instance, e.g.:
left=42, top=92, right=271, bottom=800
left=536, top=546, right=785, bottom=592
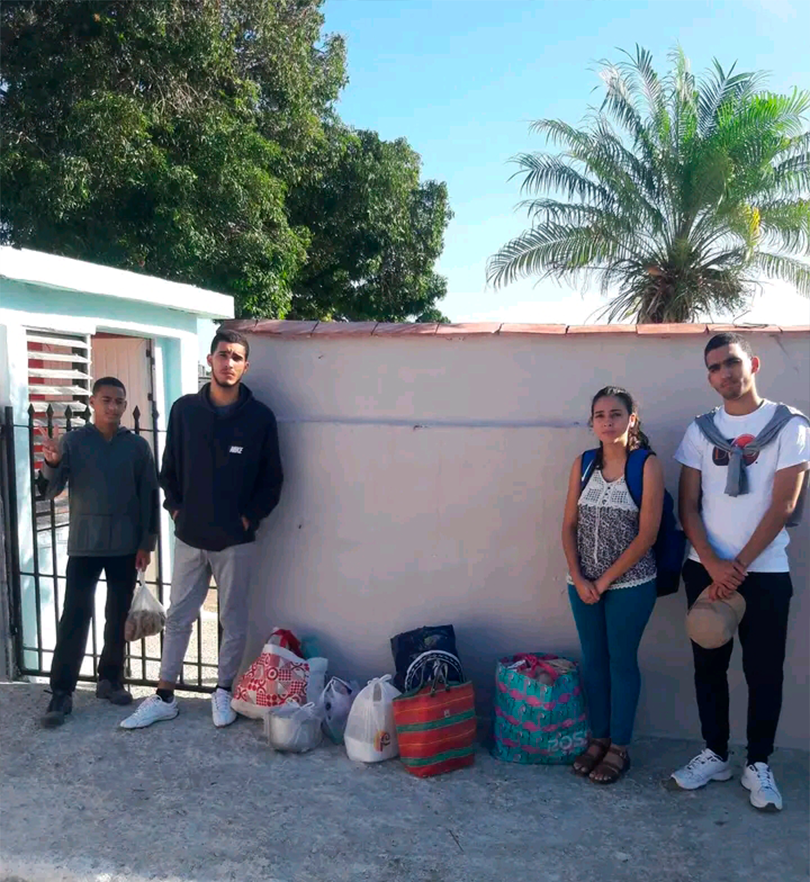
left=132, top=406, right=141, bottom=434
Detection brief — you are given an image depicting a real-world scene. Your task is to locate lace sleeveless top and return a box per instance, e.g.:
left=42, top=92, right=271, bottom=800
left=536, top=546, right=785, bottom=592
left=567, top=468, right=656, bottom=590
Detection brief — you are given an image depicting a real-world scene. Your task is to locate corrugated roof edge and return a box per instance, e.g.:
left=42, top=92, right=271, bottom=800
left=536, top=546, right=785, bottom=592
left=222, top=319, right=810, bottom=338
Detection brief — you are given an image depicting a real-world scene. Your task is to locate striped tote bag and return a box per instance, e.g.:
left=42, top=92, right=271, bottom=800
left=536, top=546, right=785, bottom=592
left=393, top=680, right=477, bottom=778
left=492, top=653, right=588, bottom=764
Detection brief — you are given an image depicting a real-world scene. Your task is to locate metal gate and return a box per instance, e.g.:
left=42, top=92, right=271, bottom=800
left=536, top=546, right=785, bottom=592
left=0, top=404, right=218, bottom=692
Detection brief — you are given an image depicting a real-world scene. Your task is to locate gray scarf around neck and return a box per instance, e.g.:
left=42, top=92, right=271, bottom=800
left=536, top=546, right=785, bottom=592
left=695, top=402, right=809, bottom=497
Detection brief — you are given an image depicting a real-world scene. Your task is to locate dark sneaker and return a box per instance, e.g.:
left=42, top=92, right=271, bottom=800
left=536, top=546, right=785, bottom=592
left=96, top=679, right=133, bottom=706
left=41, top=691, right=73, bottom=728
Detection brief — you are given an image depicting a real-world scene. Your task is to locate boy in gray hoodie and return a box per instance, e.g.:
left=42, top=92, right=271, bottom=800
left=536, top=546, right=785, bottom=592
left=40, top=377, right=158, bottom=727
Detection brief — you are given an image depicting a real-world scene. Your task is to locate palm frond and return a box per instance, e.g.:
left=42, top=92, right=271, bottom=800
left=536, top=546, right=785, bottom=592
left=534, top=116, right=667, bottom=233
left=753, top=251, right=810, bottom=296
left=698, top=59, right=764, bottom=137
left=509, top=151, right=613, bottom=205
left=486, top=222, right=624, bottom=289
left=489, top=46, right=810, bottom=322
left=756, top=199, right=810, bottom=254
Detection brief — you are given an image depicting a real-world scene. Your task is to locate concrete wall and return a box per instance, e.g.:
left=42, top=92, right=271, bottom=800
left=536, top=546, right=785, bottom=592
left=236, top=323, right=810, bottom=750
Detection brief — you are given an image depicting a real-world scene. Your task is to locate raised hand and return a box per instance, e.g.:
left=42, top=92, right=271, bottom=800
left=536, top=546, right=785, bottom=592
left=38, top=427, right=62, bottom=467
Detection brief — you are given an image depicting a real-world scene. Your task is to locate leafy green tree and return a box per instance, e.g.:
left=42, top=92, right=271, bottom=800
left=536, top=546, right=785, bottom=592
left=1, top=0, right=309, bottom=317
left=487, top=48, right=810, bottom=322
left=0, top=0, right=452, bottom=321
left=287, top=128, right=452, bottom=321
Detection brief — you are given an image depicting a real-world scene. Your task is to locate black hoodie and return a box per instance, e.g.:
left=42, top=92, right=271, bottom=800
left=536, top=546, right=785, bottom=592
left=159, top=383, right=283, bottom=551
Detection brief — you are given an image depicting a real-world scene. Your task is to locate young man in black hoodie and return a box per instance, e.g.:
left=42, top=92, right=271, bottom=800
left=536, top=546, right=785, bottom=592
left=40, top=377, right=158, bottom=727
left=121, top=330, right=283, bottom=729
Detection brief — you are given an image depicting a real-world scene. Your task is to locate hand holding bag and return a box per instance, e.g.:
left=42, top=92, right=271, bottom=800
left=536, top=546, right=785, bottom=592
left=124, top=571, right=166, bottom=642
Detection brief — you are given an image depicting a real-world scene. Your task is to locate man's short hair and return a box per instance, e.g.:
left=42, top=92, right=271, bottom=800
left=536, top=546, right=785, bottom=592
left=210, top=329, right=249, bottom=359
left=704, top=332, right=754, bottom=364
left=92, top=376, right=126, bottom=396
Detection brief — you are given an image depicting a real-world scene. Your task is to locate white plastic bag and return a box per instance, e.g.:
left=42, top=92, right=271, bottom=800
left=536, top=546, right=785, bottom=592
left=306, top=657, right=329, bottom=704
left=264, top=702, right=324, bottom=753
left=124, top=571, right=166, bottom=642
left=320, top=677, right=359, bottom=744
left=344, top=675, right=401, bottom=763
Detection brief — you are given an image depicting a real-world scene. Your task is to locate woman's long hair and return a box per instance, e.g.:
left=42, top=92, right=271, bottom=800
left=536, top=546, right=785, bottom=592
left=589, top=386, right=652, bottom=468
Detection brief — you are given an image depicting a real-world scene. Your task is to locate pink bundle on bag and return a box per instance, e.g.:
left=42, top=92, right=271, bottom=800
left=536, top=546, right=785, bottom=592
left=231, top=643, right=310, bottom=719
left=508, top=654, right=575, bottom=686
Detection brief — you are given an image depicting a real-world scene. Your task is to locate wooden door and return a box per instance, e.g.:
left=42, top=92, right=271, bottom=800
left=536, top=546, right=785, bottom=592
left=91, top=335, right=154, bottom=430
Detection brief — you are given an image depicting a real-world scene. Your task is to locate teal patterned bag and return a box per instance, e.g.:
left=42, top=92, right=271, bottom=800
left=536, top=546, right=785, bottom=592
left=491, top=653, right=589, bottom=765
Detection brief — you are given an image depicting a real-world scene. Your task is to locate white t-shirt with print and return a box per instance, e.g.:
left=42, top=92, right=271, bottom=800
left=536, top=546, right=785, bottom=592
left=675, top=400, right=810, bottom=572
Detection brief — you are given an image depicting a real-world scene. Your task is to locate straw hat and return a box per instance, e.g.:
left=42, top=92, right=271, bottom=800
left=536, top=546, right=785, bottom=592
left=686, top=588, right=746, bottom=649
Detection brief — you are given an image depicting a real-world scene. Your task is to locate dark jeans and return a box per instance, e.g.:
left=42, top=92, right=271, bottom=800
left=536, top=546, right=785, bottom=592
left=50, top=555, right=137, bottom=694
left=683, top=559, right=792, bottom=764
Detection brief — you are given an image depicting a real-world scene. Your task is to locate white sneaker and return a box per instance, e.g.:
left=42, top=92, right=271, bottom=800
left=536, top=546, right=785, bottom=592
left=119, top=694, right=179, bottom=730
left=741, top=762, right=783, bottom=811
left=211, top=688, right=236, bottom=728
left=669, top=749, right=733, bottom=790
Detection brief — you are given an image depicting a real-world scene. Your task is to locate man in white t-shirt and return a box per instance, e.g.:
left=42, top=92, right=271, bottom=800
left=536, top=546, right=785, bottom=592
left=669, top=332, right=809, bottom=812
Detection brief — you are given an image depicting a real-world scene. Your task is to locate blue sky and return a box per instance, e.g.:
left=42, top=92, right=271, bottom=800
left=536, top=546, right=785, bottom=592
left=320, top=0, right=810, bottom=325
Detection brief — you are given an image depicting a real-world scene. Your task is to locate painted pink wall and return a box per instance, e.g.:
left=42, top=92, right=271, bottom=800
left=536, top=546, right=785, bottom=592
left=233, top=323, right=809, bottom=749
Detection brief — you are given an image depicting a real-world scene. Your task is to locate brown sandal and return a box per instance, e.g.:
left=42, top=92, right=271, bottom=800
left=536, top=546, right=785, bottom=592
left=589, top=745, right=631, bottom=784
left=572, top=739, right=610, bottom=777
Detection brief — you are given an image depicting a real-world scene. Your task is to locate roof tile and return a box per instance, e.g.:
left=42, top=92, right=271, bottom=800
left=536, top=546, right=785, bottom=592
left=498, top=323, right=568, bottom=336
left=372, top=323, right=439, bottom=336
left=636, top=323, right=709, bottom=336
left=778, top=325, right=810, bottom=334
left=435, top=322, right=502, bottom=336
left=222, top=319, right=258, bottom=333
left=247, top=320, right=318, bottom=337
left=222, top=320, right=808, bottom=341
left=567, top=324, right=636, bottom=335
left=705, top=323, right=782, bottom=335
left=312, top=321, right=379, bottom=337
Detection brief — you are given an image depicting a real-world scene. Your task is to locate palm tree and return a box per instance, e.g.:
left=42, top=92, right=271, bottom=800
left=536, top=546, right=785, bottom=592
left=487, top=47, right=810, bottom=323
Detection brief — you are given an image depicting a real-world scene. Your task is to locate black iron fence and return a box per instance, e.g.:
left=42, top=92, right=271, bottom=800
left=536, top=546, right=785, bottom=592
left=1, top=404, right=218, bottom=692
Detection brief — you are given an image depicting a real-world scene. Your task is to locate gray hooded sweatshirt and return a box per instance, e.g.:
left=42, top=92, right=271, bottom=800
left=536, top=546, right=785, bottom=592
left=41, top=424, right=158, bottom=557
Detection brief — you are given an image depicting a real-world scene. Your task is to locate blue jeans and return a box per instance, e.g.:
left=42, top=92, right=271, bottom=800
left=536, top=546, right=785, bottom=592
left=568, top=580, right=657, bottom=745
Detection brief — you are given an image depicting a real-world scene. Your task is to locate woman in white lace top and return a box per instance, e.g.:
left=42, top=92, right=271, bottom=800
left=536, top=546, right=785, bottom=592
left=561, top=387, right=664, bottom=785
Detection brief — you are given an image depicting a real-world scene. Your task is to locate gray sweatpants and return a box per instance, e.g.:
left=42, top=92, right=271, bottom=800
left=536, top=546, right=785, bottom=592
left=160, top=538, right=254, bottom=688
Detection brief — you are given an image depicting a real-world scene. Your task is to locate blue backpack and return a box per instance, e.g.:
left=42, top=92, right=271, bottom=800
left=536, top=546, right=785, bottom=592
left=580, top=448, right=686, bottom=597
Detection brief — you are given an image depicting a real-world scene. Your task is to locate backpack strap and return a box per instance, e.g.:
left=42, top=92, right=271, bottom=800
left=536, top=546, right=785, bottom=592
left=579, top=449, right=599, bottom=496
left=624, top=449, right=653, bottom=511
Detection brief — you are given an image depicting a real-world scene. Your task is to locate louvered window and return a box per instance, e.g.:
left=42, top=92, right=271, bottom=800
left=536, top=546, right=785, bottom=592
left=27, top=330, right=92, bottom=528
